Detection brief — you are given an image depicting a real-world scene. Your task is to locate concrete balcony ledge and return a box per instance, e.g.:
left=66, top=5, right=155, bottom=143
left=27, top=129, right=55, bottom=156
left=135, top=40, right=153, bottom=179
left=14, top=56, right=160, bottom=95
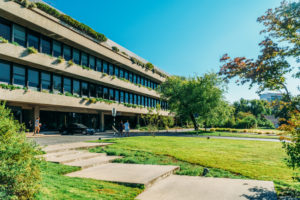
left=0, top=43, right=160, bottom=98
left=0, top=88, right=169, bottom=115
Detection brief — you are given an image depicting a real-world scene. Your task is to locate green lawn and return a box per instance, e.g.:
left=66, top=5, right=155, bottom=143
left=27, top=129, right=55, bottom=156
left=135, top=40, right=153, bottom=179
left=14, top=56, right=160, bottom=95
left=91, top=136, right=299, bottom=197
left=36, top=162, right=142, bottom=200
left=195, top=131, right=280, bottom=139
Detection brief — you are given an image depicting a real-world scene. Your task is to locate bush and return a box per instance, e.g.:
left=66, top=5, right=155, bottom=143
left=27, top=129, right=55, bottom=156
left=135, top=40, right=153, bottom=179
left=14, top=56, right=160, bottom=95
left=112, top=46, right=119, bottom=53
left=0, top=102, right=42, bottom=199
left=235, top=112, right=257, bottom=129
left=145, top=62, right=154, bottom=70
left=27, top=46, right=38, bottom=54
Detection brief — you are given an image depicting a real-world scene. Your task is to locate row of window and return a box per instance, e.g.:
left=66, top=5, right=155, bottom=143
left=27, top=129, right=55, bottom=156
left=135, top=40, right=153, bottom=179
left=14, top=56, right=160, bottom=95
left=0, top=60, right=168, bottom=110
left=0, top=17, right=159, bottom=90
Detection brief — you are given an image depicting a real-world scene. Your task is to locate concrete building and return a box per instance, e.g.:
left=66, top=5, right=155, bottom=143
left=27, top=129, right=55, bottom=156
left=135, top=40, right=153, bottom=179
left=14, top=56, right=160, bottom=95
left=0, top=0, right=169, bottom=131
left=259, top=93, right=282, bottom=102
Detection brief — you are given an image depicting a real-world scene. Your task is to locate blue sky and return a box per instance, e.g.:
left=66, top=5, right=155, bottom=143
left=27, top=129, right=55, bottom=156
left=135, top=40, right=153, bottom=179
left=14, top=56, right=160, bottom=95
left=47, top=0, right=298, bottom=102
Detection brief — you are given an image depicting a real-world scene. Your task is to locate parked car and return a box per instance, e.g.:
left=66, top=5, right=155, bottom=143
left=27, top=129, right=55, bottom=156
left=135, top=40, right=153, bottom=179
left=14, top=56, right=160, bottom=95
left=60, top=123, right=95, bottom=135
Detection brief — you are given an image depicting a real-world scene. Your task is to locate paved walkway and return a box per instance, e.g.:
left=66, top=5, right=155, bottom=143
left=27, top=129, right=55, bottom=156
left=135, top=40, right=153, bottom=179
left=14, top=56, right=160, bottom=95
left=43, top=142, right=277, bottom=200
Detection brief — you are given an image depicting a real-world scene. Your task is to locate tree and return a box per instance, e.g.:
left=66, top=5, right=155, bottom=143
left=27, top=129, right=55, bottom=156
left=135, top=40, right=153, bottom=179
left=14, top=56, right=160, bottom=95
left=159, top=73, right=227, bottom=130
left=219, top=1, right=299, bottom=112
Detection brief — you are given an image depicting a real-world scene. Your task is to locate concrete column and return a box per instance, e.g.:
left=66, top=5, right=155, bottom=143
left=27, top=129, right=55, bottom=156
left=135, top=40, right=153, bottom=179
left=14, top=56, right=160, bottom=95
left=33, top=106, right=40, bottom=121
left=137, top=115, right=140, bottom=125
left=99, top=112, right=105, bottom=132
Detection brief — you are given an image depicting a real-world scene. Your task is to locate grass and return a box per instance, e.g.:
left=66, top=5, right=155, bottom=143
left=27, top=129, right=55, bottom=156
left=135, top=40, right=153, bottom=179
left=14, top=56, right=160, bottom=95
left=90, top=136, right=300, bottom=198
left=195, top=131, right=280, bottom=139
left=36, top=162, right=142, bottom=200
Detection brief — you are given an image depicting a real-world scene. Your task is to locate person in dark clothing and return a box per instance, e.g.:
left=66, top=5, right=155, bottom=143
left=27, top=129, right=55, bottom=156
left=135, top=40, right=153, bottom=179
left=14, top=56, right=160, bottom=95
left=119, top=120, right=124, bottom=136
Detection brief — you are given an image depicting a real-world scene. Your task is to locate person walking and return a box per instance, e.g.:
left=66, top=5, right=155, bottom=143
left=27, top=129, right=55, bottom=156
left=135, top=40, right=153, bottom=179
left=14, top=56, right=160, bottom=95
left=33, top=117, right=40, bottom=136
left=124, top=120, right=130, bottom=137
left=119, top=120, right=124, bottom=137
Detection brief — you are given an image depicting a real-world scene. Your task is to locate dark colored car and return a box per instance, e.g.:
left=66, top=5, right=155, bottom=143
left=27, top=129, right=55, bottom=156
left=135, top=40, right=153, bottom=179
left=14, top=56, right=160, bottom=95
left=60, top=123, right=95, bottom=135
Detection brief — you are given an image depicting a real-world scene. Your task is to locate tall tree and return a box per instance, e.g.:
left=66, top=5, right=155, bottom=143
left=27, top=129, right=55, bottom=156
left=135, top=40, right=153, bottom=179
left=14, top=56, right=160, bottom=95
left=159, top=73, right=226, bottom=130
left=219, top=1, right=299, bottom=111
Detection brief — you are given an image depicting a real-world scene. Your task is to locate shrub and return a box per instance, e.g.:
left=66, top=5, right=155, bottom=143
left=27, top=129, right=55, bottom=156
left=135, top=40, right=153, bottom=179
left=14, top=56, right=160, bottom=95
left=67, top=59, right=74, bottom=66
left=112, top=46, right=119, bottom=53
left=89, top=98, right=97, bottom=104
left=121, top=51, right=128, bottom=56
left=243, top=129, right=248, bottom=133
left=236, top=113, right=257, bottom=129
left=0, top=102, right=42, bottom=199
left=0, top=36, right=8, bottom=43
left=210, top=128, right=216, bottom=132
left=27, top=46, right=38, bottom=54
left=145, top=62, right=154, bottom=70
left=57, top=56, right=64, bottom=63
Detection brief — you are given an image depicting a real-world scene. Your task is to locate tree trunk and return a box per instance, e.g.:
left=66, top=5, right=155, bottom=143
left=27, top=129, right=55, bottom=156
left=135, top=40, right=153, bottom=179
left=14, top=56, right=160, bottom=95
left=190, top=113, right=199, bottom=131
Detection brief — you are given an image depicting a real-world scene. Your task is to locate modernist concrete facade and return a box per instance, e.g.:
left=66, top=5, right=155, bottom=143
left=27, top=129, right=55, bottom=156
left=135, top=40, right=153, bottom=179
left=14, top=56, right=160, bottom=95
left=0, top=0, right=169, bottom=131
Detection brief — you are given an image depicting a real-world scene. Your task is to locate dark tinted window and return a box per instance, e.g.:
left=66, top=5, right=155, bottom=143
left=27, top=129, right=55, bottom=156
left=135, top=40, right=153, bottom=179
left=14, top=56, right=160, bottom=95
left=97, top=85, right=103, bottom=98
left=73, top=80, right=80, bottom=95
left=0, top=61, right=10, bottom=83
left=134, top=94, right=137, bottom=105
left=141, top=96, right=145, bottom=106
left=137, top=95, right=141, bottom=105
left=145, top=97, right=148, bottom=107
left=28, top=69, right=39, bottom=88
left=13, top=25, right=26, bottom=47
left=73, top=49, right=80, bottom=65
left=96, top=59, right=102, bottom=72
left=82, top=82, right=89, bottom=96
left=90, top=84, right=96, bottom=97
left=53, top=75, right=61, bottom=92
left=0, top=21, right=11, bottom=41
left=13, top=65, right=25, bottom=86
left=41, top=72, right=51, bottom=90
left=115, top=90, right=119, bottom=102
left=129, top=73, right=133, bottom=82
left=53, top=41, right=61, bottom=57
left=103, top=87, right=109, bottom=99
left=115, top=67, right=119, bottom=77
left=120, top=91, right=124, bottom=103
left=89, top=56, right=95, bottom=70
left=141, top=77, right=144, bottom=86
left=63, top=77, right=71, bottom=93
left=137, top=75, right=140, bottom=84
left=41, top=38, right=51, bottom=55
left=27, top=33, right=39, bottom=49
left=109, top=88, right=114, bottom=100
left=63, top=45, right=71, bottom=61
left=124, top=71, right=129, bottom=80
left=81, top=52, right=88, bottom=67
left=125, top=92, right=129, bottom=103
left=109, top=64, right=114, bottom=75
left=133, top=74, right=137, bottom=84
left=103, top=61, right=108, bottom=74
left=119, top=68, right=124, bottom=78
left=145, top=79, right=148, bottom=87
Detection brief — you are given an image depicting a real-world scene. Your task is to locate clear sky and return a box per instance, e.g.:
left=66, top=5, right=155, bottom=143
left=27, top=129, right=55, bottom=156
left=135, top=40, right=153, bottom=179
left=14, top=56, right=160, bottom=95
left=46, top=0, right=299, bottom=103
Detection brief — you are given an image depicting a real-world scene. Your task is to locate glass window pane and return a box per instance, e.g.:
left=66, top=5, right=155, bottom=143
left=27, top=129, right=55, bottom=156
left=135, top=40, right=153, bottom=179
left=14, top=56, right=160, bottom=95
left=141, top=96, right=145, bottom=106
left=109, top=64, right=114, bottom=75
left=81, top=52, right=88, bottom=67
left=73, top=80, right=80, bottom=95
left=133, top=74, right=137, bottom=84
left=41, top=38, right=51, bottom=55
left=89, top=56, right=95, bottom=70
left=0, top=21, right=11, bottom=41
left=28, top=33, right=39, bottom=50
left=115, top=90, right=119, bottom=102
left=137, top=95, right=141, bottom=105
left=119, top=68, right=124, bottom=78
left=53, top=75, right=61, bottom=92
left=41, top=72, right=51, bottom=90
left=145, top=79, right=148, bottom=87
left=115, top=67, right=119, bottom=77
left=134, top=94, right=137, bottom=105
left=97, top=85, right=103, bottom=98
left=13, top=65, right=25, bottom=86
left=137, top=75, right=140, bottom=84
left=53, top=40, right=61, bottom=57
left=125, top=92, right=129, bottom=103
left=63, top=77, right=71, bottom=93
left=28, top=69, right=39, bottom=88
left=109, top=88, right=114, bottom=100
left=120, top=91, right=124, bottom=103
left=13, top=24, right=26, bottom=47
left=96, top=59, right=102, bottom=72
left=73, top=49, right=80, bottom=65
left=103, top=87, right=109, bottom=99
left=141, top=77, right=144, bottom=86
left=0, top=61, right=10, bottom=83
left=103, top=61, right=108, bottom=74
left=82, top=82, right=89, bottom=96
left=129, top=93, right=133, bottom=104
left=129, top=73, right=133, bottom=82
left=124, top=71, right=129, bottom=80
left=90, top=84, right=96, bottom=97
left=63, top=45, right=71, bottom=61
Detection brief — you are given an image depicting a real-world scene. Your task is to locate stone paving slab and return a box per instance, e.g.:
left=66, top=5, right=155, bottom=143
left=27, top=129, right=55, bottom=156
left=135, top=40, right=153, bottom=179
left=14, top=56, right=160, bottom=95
left=136, top=175, right=277, bottom=200
left=45, top=151, right=100, bottom=163
left=66, top=163, right=179, bottom=187
left=64, top=155, right=122, bottom=169
left=43, top=142, right=111, bottom=153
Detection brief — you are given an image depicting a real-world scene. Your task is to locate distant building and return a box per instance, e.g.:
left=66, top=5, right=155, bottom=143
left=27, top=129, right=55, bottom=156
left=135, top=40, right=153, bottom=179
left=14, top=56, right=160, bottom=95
left=259, top=93, right=282, bottom=102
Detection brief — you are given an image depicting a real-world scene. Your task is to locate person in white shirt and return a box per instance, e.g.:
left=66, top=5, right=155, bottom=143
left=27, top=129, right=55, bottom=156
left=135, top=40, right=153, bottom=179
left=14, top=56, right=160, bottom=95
left=33, top=117, right=40, bottom=136
left=124, top=120, right=130, bottom=137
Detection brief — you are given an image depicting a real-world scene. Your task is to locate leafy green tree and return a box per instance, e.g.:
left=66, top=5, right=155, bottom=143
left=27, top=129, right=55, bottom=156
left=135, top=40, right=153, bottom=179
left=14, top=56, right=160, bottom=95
left=219, top=1, right=299, bottom=112
left=159, top=73, right=226, bottom=130
left=0, top=102, right=42, bottom=199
